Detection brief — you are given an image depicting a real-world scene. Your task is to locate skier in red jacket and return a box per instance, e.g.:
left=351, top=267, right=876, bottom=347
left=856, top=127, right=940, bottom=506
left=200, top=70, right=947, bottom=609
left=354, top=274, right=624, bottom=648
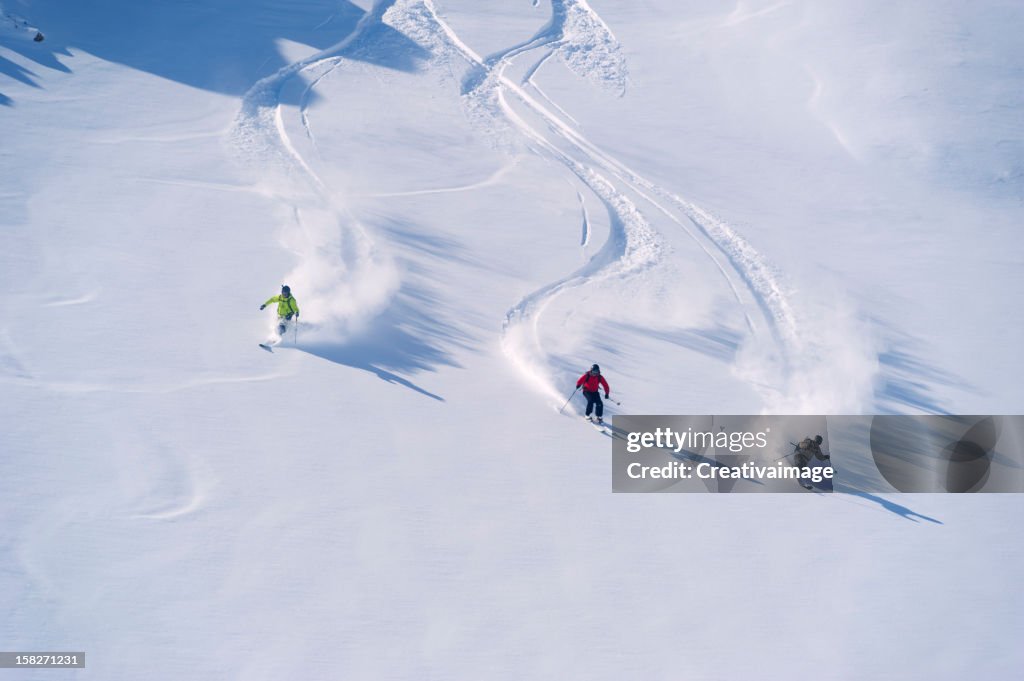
left=576, top=364, right=611, bottom=424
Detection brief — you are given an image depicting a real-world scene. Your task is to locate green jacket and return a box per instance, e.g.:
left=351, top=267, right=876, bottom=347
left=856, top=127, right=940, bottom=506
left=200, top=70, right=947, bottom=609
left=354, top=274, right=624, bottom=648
left=264, top=294, right=300, bottom=318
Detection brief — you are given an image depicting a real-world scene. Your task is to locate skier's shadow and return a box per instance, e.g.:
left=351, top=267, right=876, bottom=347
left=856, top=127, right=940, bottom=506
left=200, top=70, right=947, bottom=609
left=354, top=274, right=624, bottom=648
left=341, top=361, right=445, bottom=402
left=301, top=338, right=446, bottom=403
left=845, top=490, right=943, bottom=524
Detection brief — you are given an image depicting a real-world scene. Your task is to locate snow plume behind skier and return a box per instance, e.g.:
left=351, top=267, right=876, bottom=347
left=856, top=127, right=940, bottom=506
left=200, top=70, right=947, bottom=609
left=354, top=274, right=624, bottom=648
left=576, top=364, right=611, bottom=424
left=274, top=205, right=400, bottom=344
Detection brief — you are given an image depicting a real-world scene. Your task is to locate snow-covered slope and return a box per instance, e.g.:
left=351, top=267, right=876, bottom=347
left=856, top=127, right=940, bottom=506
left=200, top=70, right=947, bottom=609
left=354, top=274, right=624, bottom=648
left=2, top=1, right=1022, bottom=679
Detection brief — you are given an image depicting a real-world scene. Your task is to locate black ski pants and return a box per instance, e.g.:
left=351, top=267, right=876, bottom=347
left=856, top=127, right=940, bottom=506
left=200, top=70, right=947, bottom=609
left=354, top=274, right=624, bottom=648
left=583, top=390, right=604, bottom=418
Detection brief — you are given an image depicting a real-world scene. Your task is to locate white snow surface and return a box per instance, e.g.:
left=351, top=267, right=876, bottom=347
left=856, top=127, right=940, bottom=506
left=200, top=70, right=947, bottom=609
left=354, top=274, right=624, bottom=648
left=2, top=0, right=1022, bottom=679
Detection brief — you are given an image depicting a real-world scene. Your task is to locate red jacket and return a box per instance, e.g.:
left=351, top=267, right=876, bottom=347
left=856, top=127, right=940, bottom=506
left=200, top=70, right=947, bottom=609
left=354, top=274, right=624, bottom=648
left=577, top=372, right=610, bottom=394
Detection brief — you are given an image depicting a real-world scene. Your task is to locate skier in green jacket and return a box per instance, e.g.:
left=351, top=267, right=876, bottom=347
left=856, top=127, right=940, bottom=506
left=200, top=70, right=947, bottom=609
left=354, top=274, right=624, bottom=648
left=260, top=285, right=300, bottom=337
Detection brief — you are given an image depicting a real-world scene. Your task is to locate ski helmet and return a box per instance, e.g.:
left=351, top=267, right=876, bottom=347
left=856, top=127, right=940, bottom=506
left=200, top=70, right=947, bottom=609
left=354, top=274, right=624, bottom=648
left=281, top=285, right=291, bottom=295
left=591, top=364, right=600, bottom=374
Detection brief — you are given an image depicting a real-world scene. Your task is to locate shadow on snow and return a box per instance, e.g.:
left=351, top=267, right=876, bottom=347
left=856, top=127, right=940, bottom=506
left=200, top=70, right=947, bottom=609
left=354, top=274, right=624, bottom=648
left=870, top=317, right=973, bottom=416
left=1, top=0, right=429, bottom=106
left=297, top=216, right=483, bottom=402
left=299, top=290, right=459, bottom=403
left=843, top=491, right=943, bottom=524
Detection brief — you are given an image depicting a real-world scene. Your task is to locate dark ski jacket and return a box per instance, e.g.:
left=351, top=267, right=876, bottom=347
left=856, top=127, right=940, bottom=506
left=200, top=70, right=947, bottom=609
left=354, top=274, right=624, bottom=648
left=577, top=372, right=610, bottom=395
left=795, top=438, right=829, bottom=461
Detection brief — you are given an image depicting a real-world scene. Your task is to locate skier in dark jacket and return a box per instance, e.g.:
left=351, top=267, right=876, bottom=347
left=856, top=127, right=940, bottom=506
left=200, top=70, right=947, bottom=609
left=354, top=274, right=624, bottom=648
left=576, top=364, right=611, bottom=424
left=794, top=435, right=830, bottom=467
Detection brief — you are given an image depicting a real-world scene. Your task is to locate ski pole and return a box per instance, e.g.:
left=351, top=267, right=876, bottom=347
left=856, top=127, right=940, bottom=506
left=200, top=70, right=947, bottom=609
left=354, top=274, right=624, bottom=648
left=771, top=443, right=801, bottom=465
left=559, top=387, right=580, bottom=414
left=605, top=396, right=621, bottom=406
left=774, top=451, right=798, bottom=464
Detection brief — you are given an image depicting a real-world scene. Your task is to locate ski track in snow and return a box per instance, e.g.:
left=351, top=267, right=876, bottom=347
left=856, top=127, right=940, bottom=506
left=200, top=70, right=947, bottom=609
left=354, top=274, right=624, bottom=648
left=522, top=48, right=582, bottom=128
left=388, top=0, right=817, bottom=410
left=230, top=0, right=870, bottom=412
left=576, top=190, right=590, bottom=246
left=298, top=59, right=343, bottom=151
left=126, top=446, right=216, bottom=521
left=40, top=289, right=101, bottom=307
left=521, top=47, right=555, bottom=85
left=365, top=159, right=519, bottom=198
left=230, top=1, right=401, bottom=344
left=386, top=0, right=663, bottom=405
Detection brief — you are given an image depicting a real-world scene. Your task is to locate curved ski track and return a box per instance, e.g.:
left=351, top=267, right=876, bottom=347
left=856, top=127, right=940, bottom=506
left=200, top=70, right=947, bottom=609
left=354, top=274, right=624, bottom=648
left=387, top=0, right=802, bottom=407
left=230, top=1, right=400, bottom=341
left=230, top=0, right=806, bottom=411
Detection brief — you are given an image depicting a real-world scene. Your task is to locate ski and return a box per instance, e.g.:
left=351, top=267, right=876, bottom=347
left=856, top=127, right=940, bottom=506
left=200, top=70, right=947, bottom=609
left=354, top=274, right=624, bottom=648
left=259, top=343, right=274, bottom=352
left=585, top=415, right=616, bottom=438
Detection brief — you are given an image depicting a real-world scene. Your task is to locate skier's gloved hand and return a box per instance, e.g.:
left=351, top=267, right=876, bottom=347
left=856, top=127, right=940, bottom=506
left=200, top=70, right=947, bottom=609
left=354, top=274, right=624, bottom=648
left=260, top=304, right=266, bottom=310
left=604, top=393, right=609, bottom=399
